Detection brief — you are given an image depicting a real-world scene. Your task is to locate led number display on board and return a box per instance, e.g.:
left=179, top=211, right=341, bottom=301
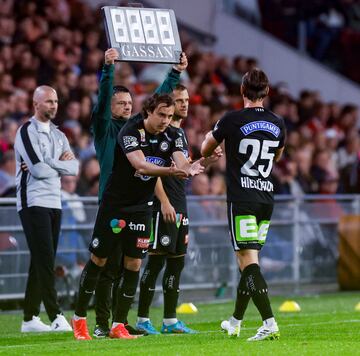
left=102, top=6, right=182, bottom=63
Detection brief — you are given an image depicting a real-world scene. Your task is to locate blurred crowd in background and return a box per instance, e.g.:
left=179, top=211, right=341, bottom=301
left=228, top=0, right=360, bottom=82
left=0, top=0, right=359, bottom=200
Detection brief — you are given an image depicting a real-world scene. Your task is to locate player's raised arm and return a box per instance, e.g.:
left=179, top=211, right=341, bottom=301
left=154, top=52, right=188, bottom=95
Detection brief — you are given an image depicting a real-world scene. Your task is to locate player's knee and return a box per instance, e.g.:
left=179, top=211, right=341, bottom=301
left=80, top=259, right=103, bottom=290
left=91, top=253, right=107, bottom=267
left=236, top=250, right=258, bottom=271
left=124, top=256, right=142, bottom=271
left=140, top=254, right=166, bottom=286
left=167, top=255, right=185, bottom=273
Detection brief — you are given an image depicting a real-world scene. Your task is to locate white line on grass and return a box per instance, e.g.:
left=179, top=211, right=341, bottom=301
left=1, top=319, right=359, bottom=349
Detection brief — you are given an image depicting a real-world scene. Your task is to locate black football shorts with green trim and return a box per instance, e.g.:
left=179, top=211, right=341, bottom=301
left=89, top=204, right=152, bottom=259
left=227, top=201, right=273, bottom=251
left=149, top=211, right=189, bottom=255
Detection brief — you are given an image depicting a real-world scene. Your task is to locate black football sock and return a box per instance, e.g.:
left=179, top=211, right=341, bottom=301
left=75, top=259, right=103, bottom=317
left=138, top=255, right=166, bottom=318
left=163, top=256, right=185, bottom=319
left=244, top=263, right=274, bottom=320
left=233, top=269, right=251, bottom=320
left=113, top=268, right=139, bottom=323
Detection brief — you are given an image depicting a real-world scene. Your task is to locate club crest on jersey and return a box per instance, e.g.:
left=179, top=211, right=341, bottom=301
left=160, top=141, right=170, bottom=152
left=240, top=121, right=280, bottom=138
left=123, top=135, right=139, bottom=149
left=135, top=156, right=166, bottom=181
left=110, top=218, right=126, bottom=233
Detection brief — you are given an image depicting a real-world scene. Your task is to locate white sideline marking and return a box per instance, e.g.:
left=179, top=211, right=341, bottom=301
left=1, top=319, right=360, bottom=349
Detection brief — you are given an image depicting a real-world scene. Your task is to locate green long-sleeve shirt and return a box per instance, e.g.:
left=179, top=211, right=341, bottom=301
left=91, top=63, right=181, bottom=201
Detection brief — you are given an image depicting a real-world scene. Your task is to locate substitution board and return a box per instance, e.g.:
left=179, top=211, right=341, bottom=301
left=102, top=6, right=182, bottom=63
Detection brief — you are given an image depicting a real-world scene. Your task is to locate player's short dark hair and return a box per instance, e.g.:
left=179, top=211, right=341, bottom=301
left=174, top=84, right=187, bottom=92
left=112, top=85, right=130, bottom=96
left=142, top=94, right=174, bottom=118
left=241, top=68, right=269, bottom=101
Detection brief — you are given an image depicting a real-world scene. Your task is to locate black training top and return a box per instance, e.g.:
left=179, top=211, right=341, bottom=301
left=212, top=107, right=286, bottom=204
left=101, top=118, right=183, bottom=212
left=153, top=126, right=189, bottom=213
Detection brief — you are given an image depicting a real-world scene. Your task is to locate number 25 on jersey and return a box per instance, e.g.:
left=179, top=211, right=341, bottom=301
left=239, top=139, right=279, bottom=178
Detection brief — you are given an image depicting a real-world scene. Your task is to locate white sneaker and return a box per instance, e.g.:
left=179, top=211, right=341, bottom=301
left=51, top=314, right=72, bottom=332
left=21, top=316, right=51, bottom=332
left=220, top=319, right=240, bottom=337
left=247, top=323, right=280, bottom=341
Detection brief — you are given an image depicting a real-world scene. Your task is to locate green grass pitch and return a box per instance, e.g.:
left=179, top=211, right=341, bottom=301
left=0, top=293, right=359, bottom=355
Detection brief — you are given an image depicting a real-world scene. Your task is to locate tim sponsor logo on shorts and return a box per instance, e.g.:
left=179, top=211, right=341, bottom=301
left=129, top=222, right=146, bottom=231
left=241, top=176, right=274, bottom=192
left=182, top=217, right=189, bottom=226
left=136, top=238, right=150, bottom=249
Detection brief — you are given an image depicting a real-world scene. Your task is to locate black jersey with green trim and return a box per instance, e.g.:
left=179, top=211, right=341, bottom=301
left=212, top=107, right=286, bottom=204
left=101, top=118, right=183, bottom=212
left=153, top=126, right=189, bottom=213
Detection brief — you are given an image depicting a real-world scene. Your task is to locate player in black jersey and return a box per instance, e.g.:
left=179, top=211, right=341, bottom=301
left=135, top=85, right=221, bottom=335
left=72, top=94, right=205, bottom=340
left=201, top=68, right=285, bottom=341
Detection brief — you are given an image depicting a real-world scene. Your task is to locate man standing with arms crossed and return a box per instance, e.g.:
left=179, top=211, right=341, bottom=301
left=201, top=68, right=285, bottom=341
left=72, top=93, right=206, bottom=340
left=91, top=48, right=188, bottom=337
left=15, top=85, right=79, bottom=332
left=135, top=84, right=221, bottom=334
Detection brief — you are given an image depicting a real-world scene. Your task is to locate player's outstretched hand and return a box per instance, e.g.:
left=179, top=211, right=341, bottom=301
left=173, top=52, right=188, bottom=72
left=189, top=158, right=205, bottom=176
left=169, top=161, right=188, bottom=179
left=161, top=201, right=176, bottom=223
left=105, top=48, right=119, bottom=65
left=203, top=146, right=223, bottom=165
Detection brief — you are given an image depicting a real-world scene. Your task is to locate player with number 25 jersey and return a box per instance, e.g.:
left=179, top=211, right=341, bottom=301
left=201, top=68, right=285, bottom=341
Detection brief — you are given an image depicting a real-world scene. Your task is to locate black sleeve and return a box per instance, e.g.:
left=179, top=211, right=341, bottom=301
left=212, top=114, right=229, bottom=143
left=171, top=131, right=186, bottom=155
left=118, top=124, right=142, bottom=154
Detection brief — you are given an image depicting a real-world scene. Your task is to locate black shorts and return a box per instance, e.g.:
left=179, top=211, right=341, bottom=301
left=227, top=201, right=273, bottom=251
left=89, top=205, right=152, bottom=259
left=149, top=211, right=189, bottom=255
